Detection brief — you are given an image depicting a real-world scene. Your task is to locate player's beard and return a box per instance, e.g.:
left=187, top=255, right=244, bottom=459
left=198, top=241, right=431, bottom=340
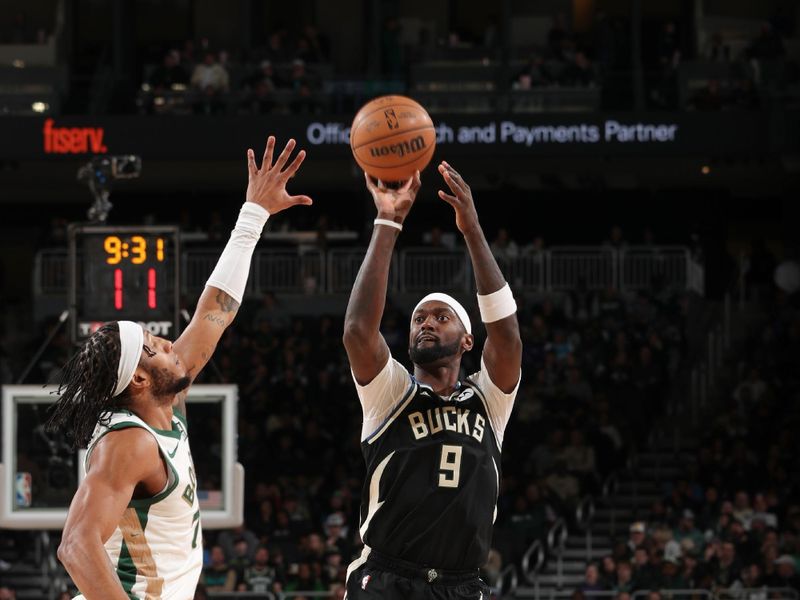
left=410, top=339, right=461, bottom=365
left=148, top=365, right=191, bottom=404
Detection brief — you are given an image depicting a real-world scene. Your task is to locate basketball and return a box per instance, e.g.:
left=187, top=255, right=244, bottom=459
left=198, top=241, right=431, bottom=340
left=350, top=95, right=436, bottom=183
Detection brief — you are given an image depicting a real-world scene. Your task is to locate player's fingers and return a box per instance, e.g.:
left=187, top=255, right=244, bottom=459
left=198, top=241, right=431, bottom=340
left=442, top=161, right=468, bottom=188
left=262, top=136, right=276, bottom=170
left=440, top=167, right=465, bottom=197
left=411, top=170, right=422, bottom=192
left=281, top=149, right=306, bottom=179
left=398, top=177, right=413, bottom=193
left=438, top=189, right=458, bottom=205
left=289, top=194, right=313, bottom=206
left=273, top=138, right=296, bottom=171
left=247, top=149, right=258, bottom=177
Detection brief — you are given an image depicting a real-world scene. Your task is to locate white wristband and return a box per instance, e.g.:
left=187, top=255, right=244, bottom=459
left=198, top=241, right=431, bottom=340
left=374, top=218, right=402, bottom=231
left=205, top=202, right=270, bottom=304
left=477, top=283, right=517, bottom=323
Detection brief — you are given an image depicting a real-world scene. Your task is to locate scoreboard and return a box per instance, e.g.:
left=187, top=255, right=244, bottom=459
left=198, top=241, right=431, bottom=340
left=68, top=224, right=181, bottom=343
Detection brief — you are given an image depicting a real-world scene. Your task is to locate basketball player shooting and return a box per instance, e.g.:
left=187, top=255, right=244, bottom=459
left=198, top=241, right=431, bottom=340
left=45, top=137, right=311, bottom=600
left=342, top=162, right=522, bottom=599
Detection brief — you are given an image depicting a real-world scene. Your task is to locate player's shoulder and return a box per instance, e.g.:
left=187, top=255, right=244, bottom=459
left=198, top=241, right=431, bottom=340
left=89, top=426, right=161, bottom=473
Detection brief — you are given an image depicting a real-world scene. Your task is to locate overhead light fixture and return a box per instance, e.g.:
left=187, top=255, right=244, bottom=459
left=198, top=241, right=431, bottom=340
left=31, top=101, right=50, bottom=113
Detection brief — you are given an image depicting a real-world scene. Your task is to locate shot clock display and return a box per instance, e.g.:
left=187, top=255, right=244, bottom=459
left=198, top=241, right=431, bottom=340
left=68, top=225, right=181, bottom=343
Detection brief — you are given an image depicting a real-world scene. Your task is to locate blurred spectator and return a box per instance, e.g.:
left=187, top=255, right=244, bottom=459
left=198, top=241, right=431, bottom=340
left=547, top=13, right=571, bottom=61
left=218, top=525, right=259, bottom=562
left=561, top=52, right=595, bottom=87
left=704, top=32, right=730, bottom=62
left=689, top=79, right=724, bottom=111
left=513, top=54, right=553, bottom=89
left=490, top=228, right=519, bottom=263
left=242, top=59, right=278, bottom=90
left=659, top=556, right=687, bottom=589
left=545, top=460, right=580, bottom=514
left=284, top=562, right=325, bottom=593
left=299, top=25, right=331, bottom=63
left=227, top=536, right=253, bottom=583
left=604, top=225, right=628, bottom=250
left=707, top=540, right=741, bottom=588
left=239, top=546, right=279, bottom=593
left=748, top=22, right=785, bottom=61
left=323, top=512, right=351, bottom=558
left=288, top=59, right=318, bottom=114
left=559, top=429, right=598, bottom=490
left=672, top=510, right=705, bottom=556
left=577, top=563, right=606, bottom=594
left=191, top=51, right=230, bottom=114
left=632, top=547, right=659, bottom=590
left=627, top=522, right=647, bottom=556
left=264, top=31, right=291, bottom=64
left=614, top=561, right=635, bottom=594
left=149, top=49, right=189, bottom=92
left=768, top=555, right=800, bottom=589
left=201, top=545, right=237, bottom=592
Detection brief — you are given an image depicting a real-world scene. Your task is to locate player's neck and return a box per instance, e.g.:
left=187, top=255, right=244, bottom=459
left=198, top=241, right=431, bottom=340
left=413, top=364, right=460, bottom=397
left=128, top=396, right=174, bottom=431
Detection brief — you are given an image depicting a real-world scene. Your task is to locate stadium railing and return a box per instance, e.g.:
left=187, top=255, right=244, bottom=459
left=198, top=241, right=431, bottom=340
left=715, top=588, right=799, bottom=600
left=34, top=245, right=704, bottom=298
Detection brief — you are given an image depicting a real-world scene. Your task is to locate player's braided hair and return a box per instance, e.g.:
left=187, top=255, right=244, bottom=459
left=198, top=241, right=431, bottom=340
left=46, top=323, right=131, bottom=448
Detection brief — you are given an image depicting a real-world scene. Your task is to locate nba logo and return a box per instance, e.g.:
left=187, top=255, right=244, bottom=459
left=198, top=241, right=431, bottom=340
left=361, top=575, right=371, bottom=590
left=15, top=472, right=32, bottom=507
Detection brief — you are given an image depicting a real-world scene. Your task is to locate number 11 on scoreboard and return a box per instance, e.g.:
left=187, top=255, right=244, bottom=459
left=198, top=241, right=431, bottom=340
left=113, top=267, right=158, bottom=310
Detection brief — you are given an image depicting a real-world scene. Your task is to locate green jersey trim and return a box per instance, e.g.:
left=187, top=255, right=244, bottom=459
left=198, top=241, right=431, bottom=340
left=117, top=540, right=138, bottom=599
left=173, top=407, right=188, bottom=429
left=89, top=421, right=182, bottom=508
left=128, top=455, right=180, bottom=508
left=110, top=410, right=183, bottom=440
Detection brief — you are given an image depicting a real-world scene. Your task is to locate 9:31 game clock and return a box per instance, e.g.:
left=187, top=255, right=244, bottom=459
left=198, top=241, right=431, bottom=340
left=68, top=225, right=181, bottom=343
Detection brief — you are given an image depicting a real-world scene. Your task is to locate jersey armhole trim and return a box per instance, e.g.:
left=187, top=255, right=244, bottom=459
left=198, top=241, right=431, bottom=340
left=85, top=422, right=181, bottom=508
left=364, top=381, right=417, bottom=445
left=465, top=381, right=503, bottom=452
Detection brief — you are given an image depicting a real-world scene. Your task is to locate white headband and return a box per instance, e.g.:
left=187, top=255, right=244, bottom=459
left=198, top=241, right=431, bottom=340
left=113, top=321, right=144, bottom=397
left=412, top=293, right=472, bottom=335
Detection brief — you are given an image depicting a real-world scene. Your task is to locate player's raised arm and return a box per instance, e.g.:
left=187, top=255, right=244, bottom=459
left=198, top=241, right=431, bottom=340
left=437, top=161, right=521, bottom=392
left=343, top=172, right=421, bottom=384
left=58, top=429, right=166, bottom=600
left=173, top=137, right=312, bottom=391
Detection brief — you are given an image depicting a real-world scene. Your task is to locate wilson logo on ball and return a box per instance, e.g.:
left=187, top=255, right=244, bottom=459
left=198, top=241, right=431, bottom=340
left=369, top=135, right=426, bottom=159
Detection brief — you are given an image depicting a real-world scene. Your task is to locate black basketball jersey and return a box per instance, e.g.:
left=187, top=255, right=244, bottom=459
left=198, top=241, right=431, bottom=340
left=357, top=374, right=503, bottom=570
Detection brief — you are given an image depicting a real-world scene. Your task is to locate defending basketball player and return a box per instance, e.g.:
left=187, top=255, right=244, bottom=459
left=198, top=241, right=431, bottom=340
left=342, top=162, right=522, bottom=599
left=46, top=137, right=311, bottom=600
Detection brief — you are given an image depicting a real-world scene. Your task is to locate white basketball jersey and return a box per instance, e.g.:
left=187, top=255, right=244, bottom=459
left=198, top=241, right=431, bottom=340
left=81, top=408, right=202, bottom=600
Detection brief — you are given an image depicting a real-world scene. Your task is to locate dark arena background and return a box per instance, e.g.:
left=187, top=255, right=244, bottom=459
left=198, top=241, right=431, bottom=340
left=1, top=0, right=799, bottom=599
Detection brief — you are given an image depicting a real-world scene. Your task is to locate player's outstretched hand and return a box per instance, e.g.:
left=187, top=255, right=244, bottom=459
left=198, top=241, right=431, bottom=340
left=364, top=170, right=421, bottom=225
left=437, top=161, right=479, bottom=234
left=246, top=136, right=313, bottom=214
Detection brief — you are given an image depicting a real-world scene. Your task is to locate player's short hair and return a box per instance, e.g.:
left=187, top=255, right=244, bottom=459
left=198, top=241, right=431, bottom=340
left=46, top=323, right=130, bottom=448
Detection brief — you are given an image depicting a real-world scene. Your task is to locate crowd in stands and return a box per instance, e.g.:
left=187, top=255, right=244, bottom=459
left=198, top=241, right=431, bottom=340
left=139, top=28, right=330, bottom=115
left=133, top=11, right=798, bottom=117
left=573, top=284, right=800, bottom=597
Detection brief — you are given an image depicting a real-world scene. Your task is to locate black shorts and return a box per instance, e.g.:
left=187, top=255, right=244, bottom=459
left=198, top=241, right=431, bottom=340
left=345, top=549, right=492, bottom=600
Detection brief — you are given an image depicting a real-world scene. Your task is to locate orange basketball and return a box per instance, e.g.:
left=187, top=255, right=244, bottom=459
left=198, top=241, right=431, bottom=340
left=350, top=95, right=436, bottom=183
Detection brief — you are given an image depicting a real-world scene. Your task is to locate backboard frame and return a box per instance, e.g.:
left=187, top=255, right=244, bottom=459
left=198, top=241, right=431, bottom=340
left=1, top=384, right=243, bottom=529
